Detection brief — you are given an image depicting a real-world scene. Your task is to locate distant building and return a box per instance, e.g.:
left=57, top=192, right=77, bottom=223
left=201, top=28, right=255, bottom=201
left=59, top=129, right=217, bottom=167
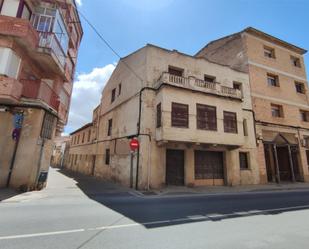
left=51, top=136, right=70, bottom=169
left=0, top=0, right=83, bottom=190
left=68, top=43, right=260, bottom=189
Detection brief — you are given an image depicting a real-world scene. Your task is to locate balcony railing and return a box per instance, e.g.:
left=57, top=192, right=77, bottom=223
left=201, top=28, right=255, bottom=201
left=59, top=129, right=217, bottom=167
left=0, top=76, right=23, bottom=103
left=37, top=32, right=66, bottom=68
left=157, top=73, right=242, bottom=99
left=21, top=79, right=60, bottom=111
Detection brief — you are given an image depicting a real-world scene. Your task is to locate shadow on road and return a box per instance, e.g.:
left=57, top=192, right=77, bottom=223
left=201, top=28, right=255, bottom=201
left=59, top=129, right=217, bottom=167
left=0, top=188, right=20, bottom=202
left=57, top=168, right=309, bottom=229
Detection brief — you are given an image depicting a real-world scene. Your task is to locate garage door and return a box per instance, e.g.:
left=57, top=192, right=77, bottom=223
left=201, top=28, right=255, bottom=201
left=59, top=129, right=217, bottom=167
left=194, top=151, right=224, bottom=180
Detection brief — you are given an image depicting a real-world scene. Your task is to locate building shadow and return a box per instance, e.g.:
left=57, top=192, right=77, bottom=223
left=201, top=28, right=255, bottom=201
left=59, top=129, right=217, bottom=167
left=0, top=188, right=20, bottom=202
left=57, top=168, right=309, bottom=229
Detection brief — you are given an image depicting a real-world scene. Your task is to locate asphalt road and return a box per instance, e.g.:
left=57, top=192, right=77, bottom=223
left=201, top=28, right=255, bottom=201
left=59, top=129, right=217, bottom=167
left=1, top=168, right=309, bottom=249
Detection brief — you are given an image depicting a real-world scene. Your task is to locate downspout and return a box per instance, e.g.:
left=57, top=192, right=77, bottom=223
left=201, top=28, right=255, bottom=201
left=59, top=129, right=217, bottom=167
left=135, top=87, right=155, bottom=190
left=35, top=138, right=45, bottom=188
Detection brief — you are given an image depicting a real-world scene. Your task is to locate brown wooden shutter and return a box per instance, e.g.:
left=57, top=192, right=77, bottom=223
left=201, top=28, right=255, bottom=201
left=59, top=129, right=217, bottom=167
left=156, top=103, right=161, bottom=128
left=171, top=102, right=189, bottom=128
left=224, top=111, right=237, bottom=133
left=196, top=104, right=217, bottom=131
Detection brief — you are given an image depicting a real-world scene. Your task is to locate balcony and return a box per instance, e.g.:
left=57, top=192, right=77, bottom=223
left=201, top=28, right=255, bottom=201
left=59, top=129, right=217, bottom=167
left=21, top=79, right=60, bottom=111
left=0, top=15, right=39, bottom=50
left=0, top=76, right=23, bottom=103
left=156, top=73, right=242, bottom=100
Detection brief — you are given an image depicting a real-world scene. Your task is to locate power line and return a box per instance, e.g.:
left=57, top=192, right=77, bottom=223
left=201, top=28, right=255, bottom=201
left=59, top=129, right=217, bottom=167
left=71, top=5, right=144, bottom=84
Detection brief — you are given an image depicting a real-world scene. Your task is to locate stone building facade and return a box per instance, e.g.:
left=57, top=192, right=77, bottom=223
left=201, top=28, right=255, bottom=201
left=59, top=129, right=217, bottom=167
left=196, top=27, right=309, bottom=184
left=0, top=0, right=82, bottom=190
left=68, top=44, right=260, bottom=189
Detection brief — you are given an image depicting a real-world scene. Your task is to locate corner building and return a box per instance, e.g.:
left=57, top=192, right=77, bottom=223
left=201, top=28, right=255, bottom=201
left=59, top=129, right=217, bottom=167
left=0, top=0, right=82, bottom=190
left=68, top=44, right=260, bottom=189
left=197, top=27, right=309, bottom=183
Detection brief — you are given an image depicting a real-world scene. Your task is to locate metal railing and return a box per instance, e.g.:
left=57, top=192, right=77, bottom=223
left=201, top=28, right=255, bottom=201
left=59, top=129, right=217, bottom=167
left=37, top=31, right=66, bottom=68
left=21, top=79, right=60, bottom=110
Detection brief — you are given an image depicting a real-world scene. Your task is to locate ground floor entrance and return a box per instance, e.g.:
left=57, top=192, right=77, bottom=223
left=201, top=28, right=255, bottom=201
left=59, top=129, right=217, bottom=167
left=194, top=150, right=224, bottom=185
left=166, top=149, right=184, bottom=186
left=264, top=142, right=301, bottom=183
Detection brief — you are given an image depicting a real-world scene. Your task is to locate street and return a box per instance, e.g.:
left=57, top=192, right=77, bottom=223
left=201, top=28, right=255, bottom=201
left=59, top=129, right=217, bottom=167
left=1, top=168, right=309, bottom=249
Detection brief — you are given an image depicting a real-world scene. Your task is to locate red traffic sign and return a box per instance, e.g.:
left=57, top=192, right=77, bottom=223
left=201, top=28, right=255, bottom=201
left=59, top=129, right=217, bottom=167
left=130, top=138, right=139, bottom=151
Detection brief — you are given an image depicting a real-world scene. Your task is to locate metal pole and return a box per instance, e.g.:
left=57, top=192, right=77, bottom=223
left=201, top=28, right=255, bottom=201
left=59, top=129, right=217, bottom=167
left=130, top=151, right=134, bottom=188
left=273, top=144, right=280, bottom=184
left=287, top=145, right=296, bottom=182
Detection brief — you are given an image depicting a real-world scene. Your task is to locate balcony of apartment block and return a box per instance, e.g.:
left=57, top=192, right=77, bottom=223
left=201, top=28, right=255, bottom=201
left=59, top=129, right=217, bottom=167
left=155, top=109, right=245, bottom=148
left=21, top=79, right=60, bottom=112
left=155, top=72, right=243, bottom=100
left=0, top=75, right=23, bottom=104
left=0, top=15, right=39, bottom=50
left=0, top=9, right=72, bottom=80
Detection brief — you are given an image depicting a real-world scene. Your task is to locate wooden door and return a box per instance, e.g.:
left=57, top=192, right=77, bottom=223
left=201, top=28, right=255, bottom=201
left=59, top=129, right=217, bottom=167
left=166, top=149, right=184, bottom=185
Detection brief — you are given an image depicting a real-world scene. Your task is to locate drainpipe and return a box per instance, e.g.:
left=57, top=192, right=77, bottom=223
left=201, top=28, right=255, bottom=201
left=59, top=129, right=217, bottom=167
left=35, top=138, right=45, bottom=188
left=135, top=87, right=155, bottom=190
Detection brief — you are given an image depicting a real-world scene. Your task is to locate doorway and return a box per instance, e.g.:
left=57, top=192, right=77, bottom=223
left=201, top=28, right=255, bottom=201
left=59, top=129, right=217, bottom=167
left=166, top=149, right=184, bottom=186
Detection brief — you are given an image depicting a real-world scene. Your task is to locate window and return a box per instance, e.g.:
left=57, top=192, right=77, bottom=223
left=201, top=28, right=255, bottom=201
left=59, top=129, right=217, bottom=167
left=295, top=82, right=305, bottom=94
left=20, top=2, right=31, bottom=20
left=243, top=119, right=248, bottom=136
left=107, top=119, right=112, bottom=136
left=156, top=103, right=162, bottom=128
left=105, top=149, right=110, bottom=165
left=233, top=81, right=243, bottom=97
left=75, top=155, right=77, bottom=165
left=0, top=47, right=21, bottom=79
left=300, top=110, right=309, bottom=122
left=118, top=83, right=122, bottom=96
left=306, top=150, right=309, bottom=165
left=111, top=88, right=116, bottom=103
left=223, top=111, right=237, bottom=133
left=204, top=74, right=216, bottom=83
left=41, top=113, right=55, bottom=139
left=239, top=152, right=249, bottom=170
left=267, top=73, right=279, bottom=87
left=82, top=132, right=85, bottom=143
left=196, top=104, right=217, bottom=131
left=271, top=104, right=283, bottom=118
left=168, top=66, right=183, bottom=77
left=264, top=46, right=275, bottom=58
left=88, top=129, right=91, bottom=142
left=171, top=102, right=189, bottom=128
left=77, top=134, right=80, bottom=144
left=291, top=56, right=301, bottom=68
left=0, top=0, right=19, bottom=17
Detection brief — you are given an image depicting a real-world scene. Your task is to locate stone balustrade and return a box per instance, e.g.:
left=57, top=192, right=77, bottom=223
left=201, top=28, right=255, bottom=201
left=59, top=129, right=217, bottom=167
left=157, top=72, right=242, bottom=100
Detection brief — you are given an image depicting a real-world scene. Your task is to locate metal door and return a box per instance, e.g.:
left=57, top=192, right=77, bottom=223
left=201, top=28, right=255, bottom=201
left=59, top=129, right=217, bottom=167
left=166, top=149, right=184, bottom=185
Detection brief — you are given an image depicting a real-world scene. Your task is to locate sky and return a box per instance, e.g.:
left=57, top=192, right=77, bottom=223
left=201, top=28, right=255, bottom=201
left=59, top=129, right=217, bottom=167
left=65, top=0, right=309, bottom=134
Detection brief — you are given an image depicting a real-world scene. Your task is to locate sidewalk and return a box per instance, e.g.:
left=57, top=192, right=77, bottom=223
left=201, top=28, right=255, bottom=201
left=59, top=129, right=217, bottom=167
left=139, top=182, right=309, bottom=197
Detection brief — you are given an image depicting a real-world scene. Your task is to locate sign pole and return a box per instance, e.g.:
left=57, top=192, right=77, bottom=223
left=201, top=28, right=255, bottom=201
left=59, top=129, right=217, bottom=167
left=130, top=151, right=134, bottom=188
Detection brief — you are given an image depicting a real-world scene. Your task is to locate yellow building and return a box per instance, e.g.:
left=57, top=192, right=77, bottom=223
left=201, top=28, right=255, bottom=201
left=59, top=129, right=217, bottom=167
left=68, top=44, right=259, bottom=189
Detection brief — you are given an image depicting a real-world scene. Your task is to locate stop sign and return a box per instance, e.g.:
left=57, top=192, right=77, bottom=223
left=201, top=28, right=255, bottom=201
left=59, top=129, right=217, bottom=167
left=130, top=138, right=139, bottom=151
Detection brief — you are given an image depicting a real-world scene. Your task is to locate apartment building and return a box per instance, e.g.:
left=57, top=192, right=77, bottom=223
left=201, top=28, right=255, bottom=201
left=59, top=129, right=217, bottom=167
left=196, top=27, right=309, bottom=183
left=68, top=44, right=260, bottom=189
left=0, top=0, right=82, bottom=190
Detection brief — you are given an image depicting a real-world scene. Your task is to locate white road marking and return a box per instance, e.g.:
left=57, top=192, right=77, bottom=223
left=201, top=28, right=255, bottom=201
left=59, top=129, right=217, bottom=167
left=1, top=204, right=309, bottom=241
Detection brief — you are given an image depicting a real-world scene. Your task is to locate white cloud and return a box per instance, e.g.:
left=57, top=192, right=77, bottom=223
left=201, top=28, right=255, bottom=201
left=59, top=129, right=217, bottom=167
left=76, top=0, right=82, bottom=6
left=65, top=64, right=115, bottom=133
